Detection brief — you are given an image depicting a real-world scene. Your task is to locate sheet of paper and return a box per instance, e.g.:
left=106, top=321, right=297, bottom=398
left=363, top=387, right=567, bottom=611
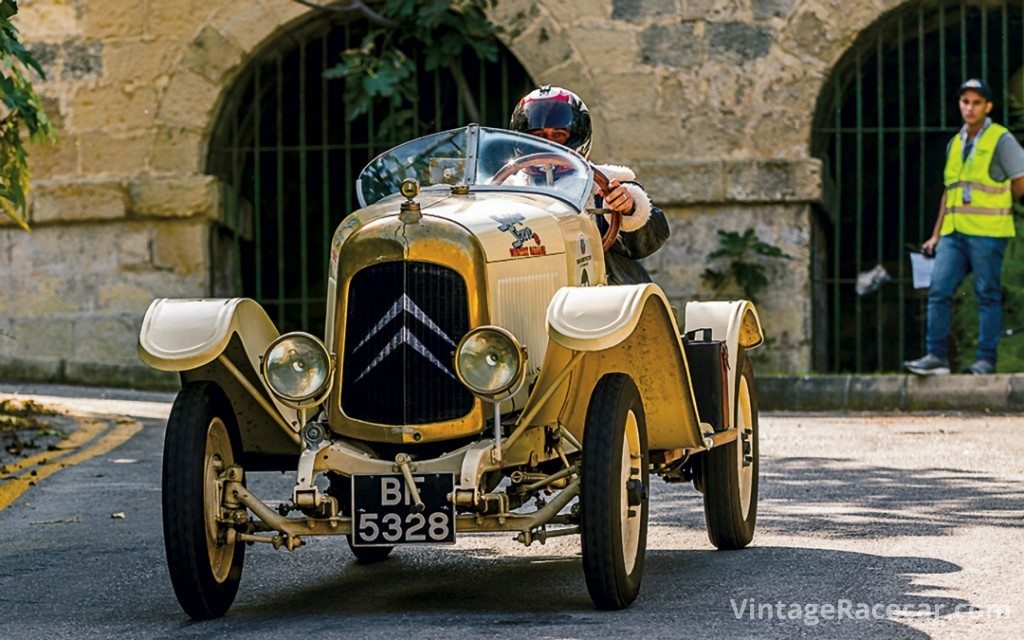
left=909, top=252, right=934, bottom=289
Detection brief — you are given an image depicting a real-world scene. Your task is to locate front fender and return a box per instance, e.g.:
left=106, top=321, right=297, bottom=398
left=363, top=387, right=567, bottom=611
left=546, top=284, right=658, bottom=351
left=515, top=284, right=706, bottom=453
left=137, top=298, right=300, bottom=463
left=138, top=298, right=278, bottom=371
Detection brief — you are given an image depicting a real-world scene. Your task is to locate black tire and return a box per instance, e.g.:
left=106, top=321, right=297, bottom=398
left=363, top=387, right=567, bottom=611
left=163, top=381, right=245, bottom=620
left=581, top=373, right=649, bottom=610
left=345, top=536, right=394, bottom=564
left=702, top=351, right=759, bottom=550
left=327, top=474, right=394, bottom=564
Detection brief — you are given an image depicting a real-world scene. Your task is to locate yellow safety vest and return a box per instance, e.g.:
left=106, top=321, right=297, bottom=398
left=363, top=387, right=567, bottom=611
left=942, top=123, right=1015, bottom=237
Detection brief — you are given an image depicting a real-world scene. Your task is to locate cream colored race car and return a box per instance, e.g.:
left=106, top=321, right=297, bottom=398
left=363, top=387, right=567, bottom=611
left=138, top=125, right=764, bottom=619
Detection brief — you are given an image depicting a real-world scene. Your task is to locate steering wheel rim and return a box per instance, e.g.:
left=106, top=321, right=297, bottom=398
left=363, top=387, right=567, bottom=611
left=591, top=167, right=622, bottom=253
left=487, top=152, right=580, bottom=185
left=489, top=153, right=622, bottom=253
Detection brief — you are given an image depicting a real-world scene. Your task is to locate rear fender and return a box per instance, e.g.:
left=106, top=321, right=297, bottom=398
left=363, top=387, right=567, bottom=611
left=684, top=300, right=763, bottom=426
left=137, top=298, right=300, bottom=463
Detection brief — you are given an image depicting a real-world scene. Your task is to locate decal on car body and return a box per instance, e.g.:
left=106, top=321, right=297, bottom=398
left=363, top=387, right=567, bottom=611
left=492, top=213, right=547, bottom=257
left=575, top=233, right=593, bottom=286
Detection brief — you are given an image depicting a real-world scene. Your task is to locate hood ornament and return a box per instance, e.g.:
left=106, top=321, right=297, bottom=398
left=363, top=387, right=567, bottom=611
left=399, top=178, right=421, bottom=223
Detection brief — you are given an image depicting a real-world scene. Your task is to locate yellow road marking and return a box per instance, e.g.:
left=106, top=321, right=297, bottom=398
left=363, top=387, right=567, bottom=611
left=0, top=418, right=107, bottom=475
left=0, top=419, right=142, bottom=511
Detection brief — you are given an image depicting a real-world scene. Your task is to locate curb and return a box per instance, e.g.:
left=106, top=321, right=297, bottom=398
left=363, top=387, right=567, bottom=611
left=759, top=374, right=1024, bottom=412
left=5, top=376, right=1023, bottom=414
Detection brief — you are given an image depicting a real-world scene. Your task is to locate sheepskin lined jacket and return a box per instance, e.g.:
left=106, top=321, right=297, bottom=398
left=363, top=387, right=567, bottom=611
left=592, top=164, right=670, bottom=285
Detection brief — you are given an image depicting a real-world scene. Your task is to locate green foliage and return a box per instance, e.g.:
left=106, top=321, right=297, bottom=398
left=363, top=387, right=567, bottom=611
left=0, top=0, right=56, bottom=230
left=322, top=0, right=501, bottom=138
left=701, top=228, right=792, bottom=301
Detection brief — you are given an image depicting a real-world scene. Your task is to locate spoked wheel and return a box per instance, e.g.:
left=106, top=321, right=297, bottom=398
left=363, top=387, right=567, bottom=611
left=163, top=381, right=245, bottom=620
left=581, top=373, right=649, bottom=610
left=702, top=350, right=759, bottom=549
left=327, top=474, right=393, bottom=564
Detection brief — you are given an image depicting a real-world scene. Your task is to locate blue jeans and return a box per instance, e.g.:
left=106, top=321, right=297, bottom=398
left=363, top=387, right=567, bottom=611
left=926, top=232, right=1008, bottom=363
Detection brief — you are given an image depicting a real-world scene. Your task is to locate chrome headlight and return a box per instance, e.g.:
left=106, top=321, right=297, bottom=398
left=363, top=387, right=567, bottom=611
left=455, top=327, right=527, bottom=400
left=262, top=332, right=333, bottom=404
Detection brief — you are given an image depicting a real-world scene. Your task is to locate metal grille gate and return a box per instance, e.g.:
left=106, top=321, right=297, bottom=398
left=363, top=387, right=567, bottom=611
left=207, top=16, right=533, bottom=334
left=812, top=0, right=1024, bottom=372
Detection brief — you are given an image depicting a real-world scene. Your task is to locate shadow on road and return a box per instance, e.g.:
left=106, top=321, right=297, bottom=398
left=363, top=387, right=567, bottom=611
left=650, top=456, right=1024, bottom=539
left=226, top=545, right=964, bottom=638
left=759, top=456, right=1024, bottom=537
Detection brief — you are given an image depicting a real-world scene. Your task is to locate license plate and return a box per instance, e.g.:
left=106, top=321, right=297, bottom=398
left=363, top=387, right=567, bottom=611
left=351, top=473, right=456, bottom=546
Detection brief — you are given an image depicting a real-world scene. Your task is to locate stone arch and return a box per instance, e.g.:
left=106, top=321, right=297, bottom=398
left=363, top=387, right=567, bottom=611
left=150, top=0, right=314, bottom=175
left=484, top=0, right=606, bottom=152
left=194, top=6, right=539, bottom=331
left=150, top=0, right=609, bottom=175
left=808, top=0, right=1024, bottom=371
left=775, top=0, right=910, bottom=156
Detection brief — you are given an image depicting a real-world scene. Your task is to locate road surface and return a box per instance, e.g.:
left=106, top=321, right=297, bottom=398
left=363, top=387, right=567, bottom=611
left=0, top=385, right=1021, bottom=639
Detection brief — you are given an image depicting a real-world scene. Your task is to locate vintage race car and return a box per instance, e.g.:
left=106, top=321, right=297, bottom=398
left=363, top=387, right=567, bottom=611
left=138, top=125, right=764, bottom=619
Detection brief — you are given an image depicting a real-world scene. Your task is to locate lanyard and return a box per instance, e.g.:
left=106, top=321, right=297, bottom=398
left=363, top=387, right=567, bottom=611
left=960, top=117, right=992, bottom=163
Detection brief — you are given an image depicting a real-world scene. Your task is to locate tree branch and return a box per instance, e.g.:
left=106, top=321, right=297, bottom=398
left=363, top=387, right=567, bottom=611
left=448, top=60, right=480, bottom=123
left=288, top=0, right=398, bottom=28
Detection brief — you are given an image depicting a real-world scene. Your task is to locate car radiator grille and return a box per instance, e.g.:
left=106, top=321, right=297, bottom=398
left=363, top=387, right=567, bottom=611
left=341, top=261, right=473, bottom=425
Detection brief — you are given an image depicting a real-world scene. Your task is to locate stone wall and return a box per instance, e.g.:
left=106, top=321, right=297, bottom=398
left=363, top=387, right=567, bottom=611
left=1, top=0, right=306, bottom=387
left=490, top=0, right=904, bottom=372
left=2, top=0, right=905, bottom=386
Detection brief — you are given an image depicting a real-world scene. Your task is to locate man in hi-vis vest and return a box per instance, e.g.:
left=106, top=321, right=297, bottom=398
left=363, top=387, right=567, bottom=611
left=906, top=79, right=1024, bottom=375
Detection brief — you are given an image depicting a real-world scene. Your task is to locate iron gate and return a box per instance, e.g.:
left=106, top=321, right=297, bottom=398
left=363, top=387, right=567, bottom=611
left=207, top=16, right=534, bottom=334
left=813, top=0, right=1024, bottom=372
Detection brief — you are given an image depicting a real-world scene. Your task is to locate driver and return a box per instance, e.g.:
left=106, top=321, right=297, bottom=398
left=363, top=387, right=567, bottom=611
left=510, top=85, right=669, bottom=285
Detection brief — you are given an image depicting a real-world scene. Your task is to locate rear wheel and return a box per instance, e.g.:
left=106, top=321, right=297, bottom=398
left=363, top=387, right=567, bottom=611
left=702, top=351, right=759, bottom=549
left=345, top=537, right=393, bottom=564
left=163, top=382, right=245, bottom=620
left=581, top=374, right=649, bottom=610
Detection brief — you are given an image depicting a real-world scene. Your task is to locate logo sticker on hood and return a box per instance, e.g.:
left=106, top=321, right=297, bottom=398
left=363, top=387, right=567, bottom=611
left=492, top=213, right=547, bottom=257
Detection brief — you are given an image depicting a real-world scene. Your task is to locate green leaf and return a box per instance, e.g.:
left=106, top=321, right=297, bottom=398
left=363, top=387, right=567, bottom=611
left=0, top=0, right=58, bottom=229
left=0, top=0, right=18, bottom=21
left=702, top=226, right=790, bottom=301
left=324, top=0, right=500, bottom=125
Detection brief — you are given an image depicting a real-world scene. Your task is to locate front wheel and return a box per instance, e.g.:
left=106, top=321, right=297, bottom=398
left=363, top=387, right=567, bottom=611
left=163, top=381, right=245, bottom=620
left=702, top=351, right=759, bottom=549
left=581, top=374, right=649, bottom=610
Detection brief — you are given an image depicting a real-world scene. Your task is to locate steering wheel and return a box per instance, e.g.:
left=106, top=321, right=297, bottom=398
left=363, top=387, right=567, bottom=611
left=488, top=153, right=622, bottom=252
left=589, top=167, right=621, bottom=252
left=487, top=152, right=579, bottom=186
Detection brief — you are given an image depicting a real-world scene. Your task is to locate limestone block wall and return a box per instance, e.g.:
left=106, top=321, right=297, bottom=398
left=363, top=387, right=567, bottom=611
left=491, top=0, right=906, bottom=371
left=1, top=0, right=905, bottom=385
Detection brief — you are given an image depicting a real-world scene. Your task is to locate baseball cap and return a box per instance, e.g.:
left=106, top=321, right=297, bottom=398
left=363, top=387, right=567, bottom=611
left=959, top=78, right=993, bottom=101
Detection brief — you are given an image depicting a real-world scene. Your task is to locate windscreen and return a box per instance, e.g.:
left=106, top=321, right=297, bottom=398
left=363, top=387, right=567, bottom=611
left=356, top=126, right=592, bottom=210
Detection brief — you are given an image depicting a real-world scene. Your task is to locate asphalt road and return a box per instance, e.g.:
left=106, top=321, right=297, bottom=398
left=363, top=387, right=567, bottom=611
left=0, top=385, right=1021, bottom=639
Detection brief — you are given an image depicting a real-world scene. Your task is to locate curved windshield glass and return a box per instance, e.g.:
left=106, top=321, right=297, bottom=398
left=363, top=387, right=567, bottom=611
left=356, top=126, right=593, bottom=210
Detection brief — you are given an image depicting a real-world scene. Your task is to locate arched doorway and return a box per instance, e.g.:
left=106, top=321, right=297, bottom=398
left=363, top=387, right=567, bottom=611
left=207, top=16, right=534, bottom=333
left=812, top=1, right=1024, bottom=372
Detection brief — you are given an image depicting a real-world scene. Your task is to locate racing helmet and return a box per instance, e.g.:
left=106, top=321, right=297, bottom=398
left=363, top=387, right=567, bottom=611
left=510, top=86, right=593, bottom=157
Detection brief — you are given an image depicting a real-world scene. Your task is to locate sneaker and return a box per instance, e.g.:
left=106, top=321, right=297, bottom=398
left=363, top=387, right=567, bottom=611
left=904, top=354, right=950, bottom=375
left=966, top=359, right=995, bottom=375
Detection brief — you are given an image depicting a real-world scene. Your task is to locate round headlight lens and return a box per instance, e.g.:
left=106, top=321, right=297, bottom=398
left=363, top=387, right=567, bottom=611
left=263, top=333, right=332, bottom=403
left=455, top=327, right=525, bottom=398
